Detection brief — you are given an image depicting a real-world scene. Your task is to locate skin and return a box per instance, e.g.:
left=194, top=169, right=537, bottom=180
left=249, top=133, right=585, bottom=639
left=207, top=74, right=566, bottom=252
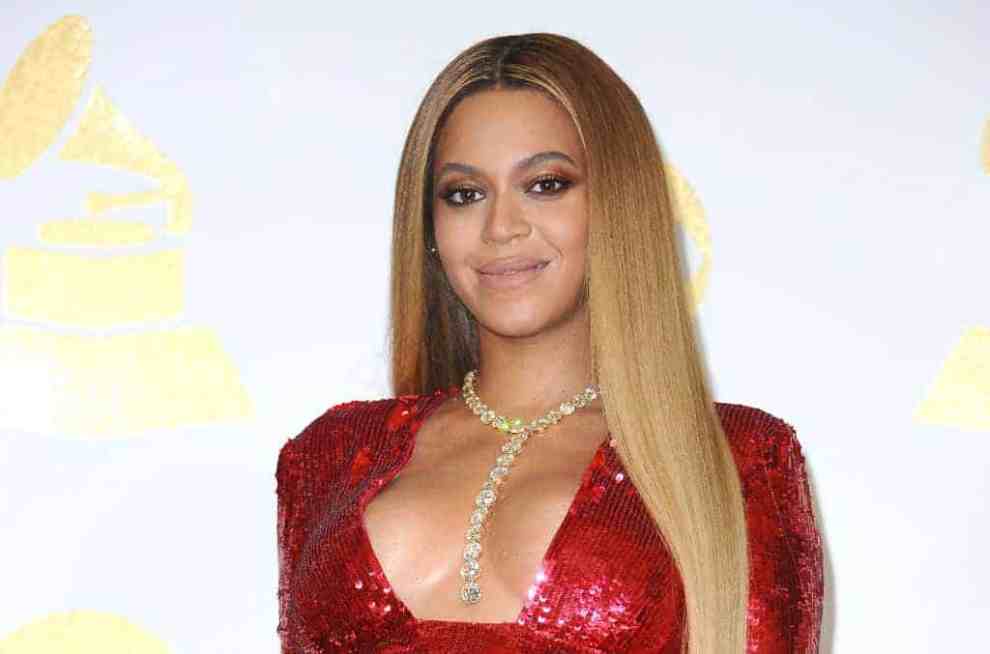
left=362, top=88, right=608, bottom=623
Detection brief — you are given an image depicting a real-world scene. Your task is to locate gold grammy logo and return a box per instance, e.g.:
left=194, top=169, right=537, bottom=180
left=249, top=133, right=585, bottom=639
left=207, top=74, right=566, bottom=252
left=0, top=15, right=251, bottom=438
left=913, top=117, right=990, bottom=432
left=666, top=164, right=712, bottom=307
left=0, top=610, right=169, bottom=654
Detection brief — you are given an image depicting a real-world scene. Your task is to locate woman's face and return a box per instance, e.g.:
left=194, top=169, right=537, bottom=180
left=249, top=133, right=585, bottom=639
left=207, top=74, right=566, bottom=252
left=431, top=88, right=589, bottom=339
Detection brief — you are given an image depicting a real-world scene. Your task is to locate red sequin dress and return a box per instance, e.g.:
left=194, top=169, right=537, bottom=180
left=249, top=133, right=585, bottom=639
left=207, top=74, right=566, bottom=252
left=276, top=386, right=824, bottom=652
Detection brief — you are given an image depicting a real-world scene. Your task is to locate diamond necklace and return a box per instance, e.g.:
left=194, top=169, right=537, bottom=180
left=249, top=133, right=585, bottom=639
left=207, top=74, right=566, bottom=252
left=457, top=368, right=601, bottom=605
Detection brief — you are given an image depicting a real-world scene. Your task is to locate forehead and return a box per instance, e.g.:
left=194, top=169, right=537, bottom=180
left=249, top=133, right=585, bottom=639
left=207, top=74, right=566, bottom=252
left=433, top=88, right=584, bottom=171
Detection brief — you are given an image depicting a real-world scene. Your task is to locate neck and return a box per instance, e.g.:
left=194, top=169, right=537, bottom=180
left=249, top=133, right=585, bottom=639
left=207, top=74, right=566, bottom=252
left=468, top=303, right=599, bottom=419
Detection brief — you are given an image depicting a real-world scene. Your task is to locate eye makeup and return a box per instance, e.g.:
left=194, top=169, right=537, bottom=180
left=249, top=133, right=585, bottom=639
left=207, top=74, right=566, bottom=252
left=437, top=173, right=575, bottom=208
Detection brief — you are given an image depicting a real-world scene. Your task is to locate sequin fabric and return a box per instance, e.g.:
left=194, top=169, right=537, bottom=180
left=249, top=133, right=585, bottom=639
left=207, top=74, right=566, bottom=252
left=276, top=386, right=823, bottom=652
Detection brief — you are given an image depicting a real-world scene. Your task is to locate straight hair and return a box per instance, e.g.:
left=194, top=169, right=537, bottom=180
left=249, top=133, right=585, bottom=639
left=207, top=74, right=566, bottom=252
left=389, top=33, right=748, bottom=653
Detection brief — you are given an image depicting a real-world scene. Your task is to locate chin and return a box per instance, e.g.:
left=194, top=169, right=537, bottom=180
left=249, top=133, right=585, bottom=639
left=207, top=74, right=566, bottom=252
left=481, top=319, right=550, bottom=339
left=472, top=301, right=579, bottom=340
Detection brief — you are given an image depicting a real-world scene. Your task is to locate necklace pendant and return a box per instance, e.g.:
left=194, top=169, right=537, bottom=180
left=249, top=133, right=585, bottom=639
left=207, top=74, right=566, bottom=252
left=460, top=515, right=485, bottom=604
left=457, top=369, right=601, bottom=607
left=461, top=581, right=482, bottom=604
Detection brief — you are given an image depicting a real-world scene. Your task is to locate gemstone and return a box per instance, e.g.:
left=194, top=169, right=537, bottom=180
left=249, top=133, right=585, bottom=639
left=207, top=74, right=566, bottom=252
left=476, top=488, right=496, bottom=507
left=481, top=410, right=495, bottom=424
left=469, top=509, right=487, bottom=526
left=464, top=541, right=482, bottom=558
left=495, top=417, right=510, bottom=432
left=489, top=466, right=509, bottom=482
left=548, top=410, right=562, bottom=423
left=460, top=559, right=480, bottom=578
left=466, top=525, right=483, bottom=541
left=508, top=417, right=524, bottom=433
left=496, top=453, right=514, bottom=467
left=461, top=582, right=482, bottom=604
left=502, top=441, right=521, bottom=454
left=559, top=401, right=575, bottom=415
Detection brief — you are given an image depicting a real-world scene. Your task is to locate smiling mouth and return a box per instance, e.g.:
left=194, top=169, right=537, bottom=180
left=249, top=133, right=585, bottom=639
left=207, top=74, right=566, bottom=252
left=480, top=261, right=549, bottom=276
left=476, top=260, right=550, bottom=289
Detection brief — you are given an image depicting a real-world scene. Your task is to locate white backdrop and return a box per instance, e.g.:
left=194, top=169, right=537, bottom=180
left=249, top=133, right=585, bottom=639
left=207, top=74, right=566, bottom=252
left=1, top=2, right=988, bottom=652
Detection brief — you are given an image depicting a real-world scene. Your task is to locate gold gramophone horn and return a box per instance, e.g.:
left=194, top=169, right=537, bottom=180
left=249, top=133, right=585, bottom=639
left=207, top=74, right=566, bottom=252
left=0, top=15, right=92, bottom=179
left=59, top=87, right=193, bottom=236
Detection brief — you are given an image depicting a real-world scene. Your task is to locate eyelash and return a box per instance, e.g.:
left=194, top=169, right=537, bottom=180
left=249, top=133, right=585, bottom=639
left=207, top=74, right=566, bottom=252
left=439, top=174, right=572, bottom=207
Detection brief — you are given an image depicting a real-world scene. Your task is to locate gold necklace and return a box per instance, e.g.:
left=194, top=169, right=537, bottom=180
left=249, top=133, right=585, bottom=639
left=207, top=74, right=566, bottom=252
left=457, top=369, right=601, bottom=605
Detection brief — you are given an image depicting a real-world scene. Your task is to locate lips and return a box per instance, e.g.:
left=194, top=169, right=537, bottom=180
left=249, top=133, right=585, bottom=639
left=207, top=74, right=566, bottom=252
left=477, top=256, right=550, bottom=275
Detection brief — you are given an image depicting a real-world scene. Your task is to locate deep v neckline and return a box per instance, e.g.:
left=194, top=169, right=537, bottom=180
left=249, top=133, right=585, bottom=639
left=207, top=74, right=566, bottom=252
left=356, top=387, right=611, bottom=627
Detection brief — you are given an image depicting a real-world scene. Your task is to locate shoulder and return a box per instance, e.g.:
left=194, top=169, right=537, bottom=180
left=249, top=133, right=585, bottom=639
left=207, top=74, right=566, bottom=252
left=275, top=390, right=452, bottom=488
left=715, top=403, right=824, bottom=647
left=277, top=395, right=417, bottom=461
left=713, top=401, right=806, bottom=475
left=715, top=401, right=821, bottom=573
left=274, top=396, right=408, bottom=491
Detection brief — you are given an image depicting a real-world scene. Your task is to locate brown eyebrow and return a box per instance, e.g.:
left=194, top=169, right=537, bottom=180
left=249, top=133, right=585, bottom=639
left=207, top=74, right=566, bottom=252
left=435, top=150, right=578, bottom=179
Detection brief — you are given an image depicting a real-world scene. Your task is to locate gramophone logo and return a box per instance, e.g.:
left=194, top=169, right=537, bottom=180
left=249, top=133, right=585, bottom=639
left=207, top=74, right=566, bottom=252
left=0, top=610, right=169, bottom=654
left=666, top=163, right=712, bottom=308
left=0, top=15, right=252, bottom=438
left=913, top=117, right=990, bottom=432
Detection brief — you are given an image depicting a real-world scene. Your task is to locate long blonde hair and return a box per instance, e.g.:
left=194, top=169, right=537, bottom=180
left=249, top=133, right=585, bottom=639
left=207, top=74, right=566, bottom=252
left=388, top=33, right=748, bottom=653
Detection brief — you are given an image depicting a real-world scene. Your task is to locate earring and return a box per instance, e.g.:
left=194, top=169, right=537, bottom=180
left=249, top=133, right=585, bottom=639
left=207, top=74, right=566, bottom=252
left=428, top=245, right=438, bottom=255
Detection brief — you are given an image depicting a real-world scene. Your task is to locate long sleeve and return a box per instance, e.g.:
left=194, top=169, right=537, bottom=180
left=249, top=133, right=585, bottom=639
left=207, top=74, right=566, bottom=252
left=763, top=421, right=825, bottom=653
left=272, top=402, right=363, bottom=653
left=275, top=437, right=302, bottom=653
left=623, top=408, right=825, bottom=653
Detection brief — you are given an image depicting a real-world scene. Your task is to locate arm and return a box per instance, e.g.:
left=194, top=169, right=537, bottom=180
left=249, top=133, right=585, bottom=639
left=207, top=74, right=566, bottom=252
left=275, top=437, right=302, bottom=653
left=273, top=402, right=361, bottom=652
left=764, top=421, right=825, bottom=653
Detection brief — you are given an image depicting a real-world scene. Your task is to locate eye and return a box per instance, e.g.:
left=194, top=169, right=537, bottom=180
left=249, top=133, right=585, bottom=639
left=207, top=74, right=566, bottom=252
left=528, top=174, right=572, bottom=196
left=440, top=185, right=485, bottom=207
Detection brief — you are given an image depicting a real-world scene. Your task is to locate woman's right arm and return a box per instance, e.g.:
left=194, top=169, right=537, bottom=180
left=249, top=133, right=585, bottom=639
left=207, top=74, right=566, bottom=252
left=275, top=436, right=302, bottom=653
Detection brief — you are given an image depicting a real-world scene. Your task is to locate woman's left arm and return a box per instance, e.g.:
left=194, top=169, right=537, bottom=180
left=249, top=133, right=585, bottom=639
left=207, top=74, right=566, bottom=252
left=764, top=421, right=825, bottom=653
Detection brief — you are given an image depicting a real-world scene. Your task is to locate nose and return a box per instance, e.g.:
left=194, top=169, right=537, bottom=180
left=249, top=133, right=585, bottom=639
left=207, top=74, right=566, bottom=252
left=481, top=193, right=531, bottom=246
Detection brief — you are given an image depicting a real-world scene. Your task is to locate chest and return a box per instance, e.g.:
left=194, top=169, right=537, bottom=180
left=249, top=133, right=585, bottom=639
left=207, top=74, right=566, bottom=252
left=288, top=431, right=680, bottom=651
left=361, top=439, right=602, bottom=623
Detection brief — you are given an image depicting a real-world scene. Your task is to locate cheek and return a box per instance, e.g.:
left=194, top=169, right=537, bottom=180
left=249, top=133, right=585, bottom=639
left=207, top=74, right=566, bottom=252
left=433, top=224, right=464, bottom=275
left=433, top=227, right=475, bottom=294
left=433, top=209, right=476, bottom=253
left=556, top=227, right=590, bottom=297
left=547, top=212, right=590, bottom=269
left=550, top=192, right=589, bottom=251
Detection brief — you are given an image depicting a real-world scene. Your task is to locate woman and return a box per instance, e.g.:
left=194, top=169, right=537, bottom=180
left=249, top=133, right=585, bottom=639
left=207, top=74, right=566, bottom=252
left=276, top=32, right=823, bottom=653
